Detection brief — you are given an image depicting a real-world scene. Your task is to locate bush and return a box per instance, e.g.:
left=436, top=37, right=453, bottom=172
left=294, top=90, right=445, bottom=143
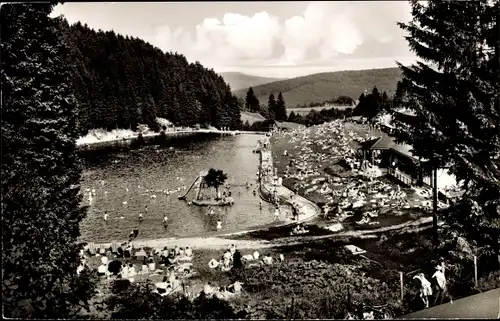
left=477, top=270, right=500, bottom=292
left=130, top=133, right=145, bottom=149
left=228, top=259, right=404, bottom=319
left=106, top=281, right=244, bottom=319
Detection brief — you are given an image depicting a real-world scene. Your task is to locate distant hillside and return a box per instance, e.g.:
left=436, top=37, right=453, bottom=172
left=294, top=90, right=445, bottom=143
left=221, top=72, right=285, bottom=92
left=234, top=67, right=403, bottom=108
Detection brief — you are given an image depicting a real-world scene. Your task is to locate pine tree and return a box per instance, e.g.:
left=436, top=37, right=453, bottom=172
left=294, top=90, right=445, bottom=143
left=395, top=0, right=500, bottom=248
left=1, top=3, right=96, bottom=318
left=275, top=92, right=287, bottom=121
left=381, top=91, right=391, bottom=112
left=245, top=87, right=260, bottom=112
left=268, top=93, right=277, bottom=120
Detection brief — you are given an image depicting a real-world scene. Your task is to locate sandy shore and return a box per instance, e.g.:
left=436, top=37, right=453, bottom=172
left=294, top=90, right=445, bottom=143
left=77, top=129, right=266, bottom=147
left=94, top=215, right=432, bottom=251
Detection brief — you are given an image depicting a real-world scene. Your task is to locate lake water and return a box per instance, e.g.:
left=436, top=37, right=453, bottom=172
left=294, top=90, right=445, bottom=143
left=79, top=134, right=276, bottom=243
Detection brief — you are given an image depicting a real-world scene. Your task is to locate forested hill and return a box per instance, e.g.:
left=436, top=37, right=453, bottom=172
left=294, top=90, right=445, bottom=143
left=233, top=67, right=402, bottom=108
left=64, top=21, right=241, bottom=136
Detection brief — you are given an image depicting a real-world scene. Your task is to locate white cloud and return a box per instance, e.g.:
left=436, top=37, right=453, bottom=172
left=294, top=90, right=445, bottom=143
left=189, top=11, right=281, bottom=64
left=153, top=1, right=416, bottom=68
left=52, top=1, right=418, bottom=71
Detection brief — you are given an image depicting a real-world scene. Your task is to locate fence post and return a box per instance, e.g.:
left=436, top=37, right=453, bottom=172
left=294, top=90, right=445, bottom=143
left=474, top=255, right=478, bottom=287
left=399, top=271, right=404, bottom=301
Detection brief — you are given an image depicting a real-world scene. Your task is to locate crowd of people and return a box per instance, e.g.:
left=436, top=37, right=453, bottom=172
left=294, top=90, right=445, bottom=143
left=207, top=245, right=285, bottom=272
left=78, top=241, right=196, bottom=297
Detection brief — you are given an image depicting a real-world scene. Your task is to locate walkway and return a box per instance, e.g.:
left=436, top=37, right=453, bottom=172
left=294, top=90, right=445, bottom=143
left=259, top=148, right=321, bottom=224
left=402, top=288, right=500, bottom=319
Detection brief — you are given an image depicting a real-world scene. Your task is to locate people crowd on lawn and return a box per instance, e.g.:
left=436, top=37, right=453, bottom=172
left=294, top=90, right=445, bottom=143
left=78, top=239, right=196, bottom=297
left=202, top=244, right=286, bottom=300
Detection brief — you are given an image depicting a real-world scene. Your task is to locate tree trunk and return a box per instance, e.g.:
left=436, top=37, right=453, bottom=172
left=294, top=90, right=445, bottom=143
left=433, top=165, right=438, bottom=246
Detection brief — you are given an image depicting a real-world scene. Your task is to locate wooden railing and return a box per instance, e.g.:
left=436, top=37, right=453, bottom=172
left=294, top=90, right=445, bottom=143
left=387, top=167, right=415, bottom=186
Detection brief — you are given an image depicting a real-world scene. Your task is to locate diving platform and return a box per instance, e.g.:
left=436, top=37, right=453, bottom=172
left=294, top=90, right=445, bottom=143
left=178, top=170, right=234, bottom=207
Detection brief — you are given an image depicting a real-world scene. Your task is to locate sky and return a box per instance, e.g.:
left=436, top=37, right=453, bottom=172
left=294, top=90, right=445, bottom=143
left=51, top=1, right=420, bottom=78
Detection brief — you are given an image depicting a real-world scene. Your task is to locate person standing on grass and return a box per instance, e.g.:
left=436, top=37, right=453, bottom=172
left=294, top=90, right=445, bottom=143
left=432, top=264, right=452, bottom=306
left=413, top=273, right=432, bottom=308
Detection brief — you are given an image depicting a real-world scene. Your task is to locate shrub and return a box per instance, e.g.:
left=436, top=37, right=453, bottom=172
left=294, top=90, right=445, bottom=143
left=106, top=281, right=243, bottom=319
left=228, top=259, right=404, bottom=319
left=130, top=133, right=145, bottom=149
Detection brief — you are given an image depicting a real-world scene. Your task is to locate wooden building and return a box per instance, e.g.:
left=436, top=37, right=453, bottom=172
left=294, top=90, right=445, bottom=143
left=357, top=135, right=432, bottom=187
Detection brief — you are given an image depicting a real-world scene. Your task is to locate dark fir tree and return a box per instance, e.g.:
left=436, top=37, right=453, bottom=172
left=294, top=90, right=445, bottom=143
left=245, top=87, right=260, bottom=112
left=381, top=91, right=391, bottom=112
left=1, top=3, right=96, bottom=318
left=268, top=93, right=277, bottom=120
left=275, top=92, right=287, bottom=121
left=395, top=0, right=500, bottom=248
left=353, top=88, right=384, bottom=119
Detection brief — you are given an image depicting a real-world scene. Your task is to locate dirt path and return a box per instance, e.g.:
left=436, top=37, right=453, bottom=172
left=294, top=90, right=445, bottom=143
left=128, top=216, right=432, bottom=250
left=259, top=149, right=321, bottom=224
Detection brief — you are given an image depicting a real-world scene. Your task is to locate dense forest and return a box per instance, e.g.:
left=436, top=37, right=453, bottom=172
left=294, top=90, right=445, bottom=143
left=64, top=21, right=241, bottom=136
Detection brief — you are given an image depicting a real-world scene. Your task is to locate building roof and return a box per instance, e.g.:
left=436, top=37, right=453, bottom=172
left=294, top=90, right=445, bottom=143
left=358, top=134, right=418, bottom=161
left=241, top=112, right=266, bottom=125
left=371, top=135, right=396, bottom=150
left=358, top=137, right=383, bottom=150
